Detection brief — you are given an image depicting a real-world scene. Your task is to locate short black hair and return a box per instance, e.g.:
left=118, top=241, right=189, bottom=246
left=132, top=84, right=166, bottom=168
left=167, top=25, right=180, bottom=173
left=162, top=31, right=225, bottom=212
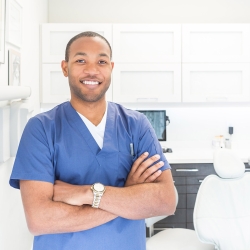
left=65, top=31, right=112, bottom=61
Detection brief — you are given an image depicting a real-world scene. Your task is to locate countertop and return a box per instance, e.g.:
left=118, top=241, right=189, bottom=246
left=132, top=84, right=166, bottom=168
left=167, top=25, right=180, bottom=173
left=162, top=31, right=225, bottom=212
left=162, top=141, right=250, bottom=164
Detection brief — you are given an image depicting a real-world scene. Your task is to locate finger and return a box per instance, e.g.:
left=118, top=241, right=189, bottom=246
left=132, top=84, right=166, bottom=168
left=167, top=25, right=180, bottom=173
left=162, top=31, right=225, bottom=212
left=144, top=170, right=162, bottom=183
left=140, top=161, right=164, bottom=180
left=134, top=154, right=161, bottom=176
left=129, top=152, right=149, bottom=175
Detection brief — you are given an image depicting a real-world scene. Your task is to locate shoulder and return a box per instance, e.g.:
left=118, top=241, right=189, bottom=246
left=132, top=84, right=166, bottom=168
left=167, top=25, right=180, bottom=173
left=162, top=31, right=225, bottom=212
left=24, top=102, right=68, bottom=135
left=27, top=102, right=69, bottom=128
left=34, top=102, right=67, bottom=123
left=109, top=102, right=146, bottom=122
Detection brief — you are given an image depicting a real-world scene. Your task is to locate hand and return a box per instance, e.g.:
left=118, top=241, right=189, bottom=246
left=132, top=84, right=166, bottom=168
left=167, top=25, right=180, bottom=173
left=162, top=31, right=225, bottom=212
left=53, top=180, right=90, bottom=206
left=125, top=152, right=164, bottom=187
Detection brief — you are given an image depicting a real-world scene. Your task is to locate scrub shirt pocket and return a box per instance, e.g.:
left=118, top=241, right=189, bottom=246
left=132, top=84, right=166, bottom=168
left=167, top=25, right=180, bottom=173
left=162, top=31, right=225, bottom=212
left=117, top=151, right=137, bottom=186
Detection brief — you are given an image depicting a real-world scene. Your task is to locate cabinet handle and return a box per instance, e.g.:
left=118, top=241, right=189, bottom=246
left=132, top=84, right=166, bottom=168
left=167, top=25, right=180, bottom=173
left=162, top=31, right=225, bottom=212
left=245, top=168, right=250, bottom=171
left=206, top=97, right=228, bottom=102
left=136, top=98, right=158, bottom=102
left=198, top=180, right=203, bottom=183
left=175, top=169, right=199, bottom=172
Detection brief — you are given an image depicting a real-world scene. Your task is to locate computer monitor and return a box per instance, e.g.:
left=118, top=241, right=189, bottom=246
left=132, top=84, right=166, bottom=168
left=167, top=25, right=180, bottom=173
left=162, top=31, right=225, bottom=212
left=137, top=110, right=166, bottom=141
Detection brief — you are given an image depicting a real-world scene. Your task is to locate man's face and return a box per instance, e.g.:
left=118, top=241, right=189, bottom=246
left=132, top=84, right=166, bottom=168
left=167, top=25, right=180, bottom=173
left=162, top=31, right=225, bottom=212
left=61, top=36, right=114, bottom=103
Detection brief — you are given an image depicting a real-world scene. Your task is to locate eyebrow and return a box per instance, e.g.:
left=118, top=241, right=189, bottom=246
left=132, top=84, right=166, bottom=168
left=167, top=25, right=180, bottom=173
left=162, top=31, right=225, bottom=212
left=73, top=52, right=110, bottom=58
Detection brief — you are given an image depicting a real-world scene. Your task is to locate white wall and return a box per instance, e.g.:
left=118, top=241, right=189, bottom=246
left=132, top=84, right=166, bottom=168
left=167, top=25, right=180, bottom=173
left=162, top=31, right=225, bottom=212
left=48, top=0, right=250, bottom=23
left=0, top=1, right=48, bottom=249
left=0, top=0, right=48, bottom=115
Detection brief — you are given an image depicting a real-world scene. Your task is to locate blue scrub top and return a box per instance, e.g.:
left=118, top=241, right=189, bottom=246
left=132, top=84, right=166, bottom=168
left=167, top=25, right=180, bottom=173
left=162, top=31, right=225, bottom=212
left=10, top=101, right=170, bottom=250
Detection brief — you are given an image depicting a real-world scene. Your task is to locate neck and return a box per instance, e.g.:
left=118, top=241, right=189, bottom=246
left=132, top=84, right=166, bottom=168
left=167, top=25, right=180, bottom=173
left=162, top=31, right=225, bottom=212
left=70, top=98, right=107, bottom=126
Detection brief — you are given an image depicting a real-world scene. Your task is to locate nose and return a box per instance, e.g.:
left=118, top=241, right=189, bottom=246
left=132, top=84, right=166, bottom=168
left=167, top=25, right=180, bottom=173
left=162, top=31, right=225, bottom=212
left=83, top=63, right=100, bottom=75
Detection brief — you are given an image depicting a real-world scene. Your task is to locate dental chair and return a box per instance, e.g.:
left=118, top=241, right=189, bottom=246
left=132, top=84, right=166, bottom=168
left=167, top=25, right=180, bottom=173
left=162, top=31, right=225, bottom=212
left=194, top=148, right=250, bottom=249
left=146, top=186, right=214, bottom=250
left=147, top=148, right=250, bottom=250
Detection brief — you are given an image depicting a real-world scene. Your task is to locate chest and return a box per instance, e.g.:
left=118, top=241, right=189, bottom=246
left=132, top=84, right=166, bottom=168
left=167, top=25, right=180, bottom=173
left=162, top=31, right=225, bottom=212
left=51, top=121, right=137, bottom=186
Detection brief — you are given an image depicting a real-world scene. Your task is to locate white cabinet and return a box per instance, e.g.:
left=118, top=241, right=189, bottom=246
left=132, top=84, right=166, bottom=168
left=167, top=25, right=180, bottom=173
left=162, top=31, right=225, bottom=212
left=41, top=23, right=250, bottom=104
left=113, top=24, right=181, bottom=63
left=182, top=63, right=250, bottom=102
left=112, top=24, right=182, bottom=103
left=41, top=23, right=112, bottom=63
left=42, top=64, right=70, bottom=104
left=113, top=63, right=181, bottom=103
left=182, top=24, right=250, bottom=63
left=41, top=24, right=113, bottom=104
left=182, top=24, right=250, bottom=103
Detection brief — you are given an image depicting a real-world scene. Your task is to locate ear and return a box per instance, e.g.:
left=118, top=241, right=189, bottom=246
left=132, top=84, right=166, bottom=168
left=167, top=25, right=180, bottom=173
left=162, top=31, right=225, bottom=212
left=111, top=62, right=114, bottom=70
left=61, top=60, right=68, bottom=77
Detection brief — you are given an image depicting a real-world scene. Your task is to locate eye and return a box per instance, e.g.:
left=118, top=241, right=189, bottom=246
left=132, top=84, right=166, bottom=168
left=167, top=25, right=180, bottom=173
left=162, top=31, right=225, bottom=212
left=76, top=59, right=85, bottom=63
left=99, top=60, right=107, bottom=65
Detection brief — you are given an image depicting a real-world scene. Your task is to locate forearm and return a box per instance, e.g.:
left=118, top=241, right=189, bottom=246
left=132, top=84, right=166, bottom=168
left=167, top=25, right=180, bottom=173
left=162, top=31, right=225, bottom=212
left=20, top=180, right=117, bottom=236
left=83, top=170, right=176, bottom=220
left=99, top=183, right=165, bottom=220
left=100, top=182, right=175, bottom=220
left=26, top=201, right=117, bottom=235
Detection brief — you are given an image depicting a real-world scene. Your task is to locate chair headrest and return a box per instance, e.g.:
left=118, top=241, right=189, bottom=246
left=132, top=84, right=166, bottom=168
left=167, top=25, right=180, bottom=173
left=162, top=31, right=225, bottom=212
left=213, top=148, right=245, bottom=179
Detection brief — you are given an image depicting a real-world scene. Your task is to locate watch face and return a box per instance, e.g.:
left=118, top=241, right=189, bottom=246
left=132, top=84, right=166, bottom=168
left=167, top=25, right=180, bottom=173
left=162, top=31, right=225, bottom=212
left=94, top=183, right=104, bottom=192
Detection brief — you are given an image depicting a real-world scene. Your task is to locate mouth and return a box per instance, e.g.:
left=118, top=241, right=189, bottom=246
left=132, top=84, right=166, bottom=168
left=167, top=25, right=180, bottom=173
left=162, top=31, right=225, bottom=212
left=80, top=80, right=101, bottom=85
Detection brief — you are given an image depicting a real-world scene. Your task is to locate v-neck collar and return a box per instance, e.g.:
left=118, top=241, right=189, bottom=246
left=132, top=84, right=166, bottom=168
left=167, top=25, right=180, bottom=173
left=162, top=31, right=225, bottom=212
left=63, top=102, right=118, bottom=156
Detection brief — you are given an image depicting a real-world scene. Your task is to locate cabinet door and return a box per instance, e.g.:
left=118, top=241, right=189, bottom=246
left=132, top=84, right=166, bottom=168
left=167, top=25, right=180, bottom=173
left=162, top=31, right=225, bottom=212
left=41, top=24, right=112, bottom=63
left=113, top=24, right=181, bottom=63
left=41, top=64, right=113, bottom=103
left=41, top=64, right=70, bottom=103
left=182, top=24, right=250, bottom=63
left=112, top=63, right=181, bottom=103
left=182, top=63, right=250, bottom=102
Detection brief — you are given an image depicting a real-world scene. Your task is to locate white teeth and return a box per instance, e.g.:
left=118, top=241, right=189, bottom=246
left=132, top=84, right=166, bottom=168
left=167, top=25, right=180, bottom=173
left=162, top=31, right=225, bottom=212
left=82, top=80, right=99, bottom=85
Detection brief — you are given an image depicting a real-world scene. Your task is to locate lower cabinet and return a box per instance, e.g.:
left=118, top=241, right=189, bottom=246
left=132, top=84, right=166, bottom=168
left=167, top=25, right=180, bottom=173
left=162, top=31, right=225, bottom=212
left=154, top=163, right=216, bottom=232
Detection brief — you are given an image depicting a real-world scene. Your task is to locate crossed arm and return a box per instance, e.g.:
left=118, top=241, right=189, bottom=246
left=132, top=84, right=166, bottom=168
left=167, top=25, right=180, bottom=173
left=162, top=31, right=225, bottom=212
left=20, top=153, right=176, bottom=236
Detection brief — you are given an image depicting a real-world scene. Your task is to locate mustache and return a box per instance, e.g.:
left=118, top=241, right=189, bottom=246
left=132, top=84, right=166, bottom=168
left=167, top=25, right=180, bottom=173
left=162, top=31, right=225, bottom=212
left=80, top=76, right=102, bottom=82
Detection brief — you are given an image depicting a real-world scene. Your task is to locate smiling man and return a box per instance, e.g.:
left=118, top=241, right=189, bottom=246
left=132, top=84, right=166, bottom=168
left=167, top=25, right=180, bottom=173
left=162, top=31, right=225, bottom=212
left=9, top=31, right=176, bottom=250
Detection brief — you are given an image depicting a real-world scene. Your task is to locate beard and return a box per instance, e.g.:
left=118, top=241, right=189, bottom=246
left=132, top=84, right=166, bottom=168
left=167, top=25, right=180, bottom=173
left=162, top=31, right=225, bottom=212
left=68, top=77, right=111, bottom=103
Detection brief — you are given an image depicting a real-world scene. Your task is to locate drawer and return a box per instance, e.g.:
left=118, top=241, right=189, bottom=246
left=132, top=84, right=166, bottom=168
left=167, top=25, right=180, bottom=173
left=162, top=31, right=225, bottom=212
left=186, top=176, right=206, bottom=185
left=173, top=176, right=186, bottom=185
left=171, top=164, right=215, bottom=177
left=187, top=208, right=194, bottom=223
left=187, top=184, right=201, bottom=194
left=155, top=223, right=187, bottom=230
left=177, top=193, right=186, bottom=209
left=187, top=193, right=197, bottom=209
left=175, top=185, right=187, bottom=194
left=172, top=167, right=200, bottom=177
left=196, top=164, right=216, bottom=175
left=187, top=223, right=194, bottom=230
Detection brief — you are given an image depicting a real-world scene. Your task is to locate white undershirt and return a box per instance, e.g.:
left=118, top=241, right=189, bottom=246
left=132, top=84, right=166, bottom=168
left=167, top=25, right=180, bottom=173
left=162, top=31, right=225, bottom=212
left=77, top=103, right=108, bottom=149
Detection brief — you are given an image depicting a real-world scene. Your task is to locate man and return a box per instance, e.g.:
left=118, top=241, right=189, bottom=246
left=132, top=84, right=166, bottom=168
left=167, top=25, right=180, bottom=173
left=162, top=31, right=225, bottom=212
left=10, top=31, right=176, bottom=250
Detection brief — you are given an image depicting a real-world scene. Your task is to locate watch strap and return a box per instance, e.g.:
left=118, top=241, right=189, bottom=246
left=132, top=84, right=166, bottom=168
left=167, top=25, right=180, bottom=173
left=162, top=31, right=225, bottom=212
left=92, top=192, right=104, bottom=208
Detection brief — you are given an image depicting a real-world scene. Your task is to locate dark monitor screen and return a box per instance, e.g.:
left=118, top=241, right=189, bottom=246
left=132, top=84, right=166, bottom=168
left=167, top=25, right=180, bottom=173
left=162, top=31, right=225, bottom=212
left=137, top=110, right=166, bottom=141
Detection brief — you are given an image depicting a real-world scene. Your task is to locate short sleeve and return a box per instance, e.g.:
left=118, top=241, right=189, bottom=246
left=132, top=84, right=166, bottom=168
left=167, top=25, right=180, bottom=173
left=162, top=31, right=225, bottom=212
left=9, top=117, right=55, bottom=189
left=137, top=114, right=171, bottom=171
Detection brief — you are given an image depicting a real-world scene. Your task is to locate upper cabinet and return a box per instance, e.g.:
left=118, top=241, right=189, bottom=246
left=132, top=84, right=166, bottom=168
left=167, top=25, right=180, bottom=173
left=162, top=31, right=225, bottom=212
left=182, top=24, right=250, bottom=102
left=182, top=63, right=250, bottom=102
left=41, top=23, right=250, bottom=104
left=41, top=23, right=112, bottom=63
left=112, top=63, right=181, bottom=103
left=182, top=24, right=250, bottom=63
left=112, top=24, right=182, bottom=103
left=113, top=24, right=181, bottom=63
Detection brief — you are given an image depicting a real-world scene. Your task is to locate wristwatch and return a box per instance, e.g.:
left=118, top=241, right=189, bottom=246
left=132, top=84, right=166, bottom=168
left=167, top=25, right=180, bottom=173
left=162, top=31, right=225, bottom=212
left=91, top=183, right=106, bottom=208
